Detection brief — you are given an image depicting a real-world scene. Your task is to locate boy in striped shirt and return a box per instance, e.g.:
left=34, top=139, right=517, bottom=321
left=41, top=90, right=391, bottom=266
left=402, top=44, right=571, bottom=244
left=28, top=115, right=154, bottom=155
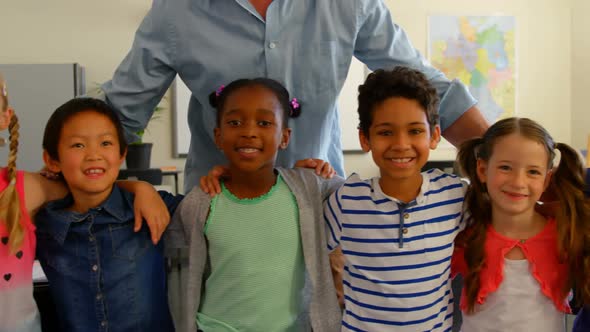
left=325, top=67, right=468, bottom=331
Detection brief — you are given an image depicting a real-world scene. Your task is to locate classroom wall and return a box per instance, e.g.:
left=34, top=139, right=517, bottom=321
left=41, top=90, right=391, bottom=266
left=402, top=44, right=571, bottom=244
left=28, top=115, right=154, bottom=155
left=0, top=0, right=580, bottom=190
left=347, top=0, right=574, bottom=178
left=571, top=0, right=590, bottom=151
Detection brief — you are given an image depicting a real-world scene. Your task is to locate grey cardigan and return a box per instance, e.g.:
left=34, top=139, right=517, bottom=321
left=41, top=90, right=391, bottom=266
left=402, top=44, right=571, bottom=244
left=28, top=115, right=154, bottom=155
left=165, top=168, right=344, bottom=332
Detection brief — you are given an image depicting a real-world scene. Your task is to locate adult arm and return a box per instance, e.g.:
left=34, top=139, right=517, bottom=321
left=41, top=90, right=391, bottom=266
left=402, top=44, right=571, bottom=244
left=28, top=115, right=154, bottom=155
left=353, top=0, right=487, bottom=142
left=101, top=0, right=178, bottom=143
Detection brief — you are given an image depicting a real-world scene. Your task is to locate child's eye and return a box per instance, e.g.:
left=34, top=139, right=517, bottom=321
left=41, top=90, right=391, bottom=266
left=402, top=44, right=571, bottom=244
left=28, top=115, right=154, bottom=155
left=409, top=128, right=424, bottom=135
left=101, top=141, right=113, bottom=147
left=71, top=143, right=84, bottom=148
left=498, top=165, right=511, bottom=171
left=377, top=130, right=392, bottom=136
left=528, top=169, right=542, bottom=176
left=226, top=120, right=241, bottom=126
left=258, top=120, right=273, bottom=127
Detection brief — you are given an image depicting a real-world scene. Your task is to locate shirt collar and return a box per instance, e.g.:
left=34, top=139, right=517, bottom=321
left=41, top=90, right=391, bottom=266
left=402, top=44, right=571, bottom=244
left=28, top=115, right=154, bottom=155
left=369, top=172, right=430, bottom=206
left=41, top=186, right=133, bottom=244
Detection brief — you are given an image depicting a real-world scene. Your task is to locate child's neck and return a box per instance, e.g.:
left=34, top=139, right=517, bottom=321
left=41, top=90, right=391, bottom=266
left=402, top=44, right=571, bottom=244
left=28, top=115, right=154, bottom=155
left=491, top=208, right=547, bottom=240
left=68, top=188, right=113, bottom=214
left=224, top=167, right=278, bottom=199
left=378, top=173, right=423, bottom=203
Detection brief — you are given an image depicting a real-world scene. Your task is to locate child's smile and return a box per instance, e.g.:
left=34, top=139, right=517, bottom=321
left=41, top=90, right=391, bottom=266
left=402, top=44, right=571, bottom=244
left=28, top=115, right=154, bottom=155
left=359, top=96, right=440, bottom=199
left=477, top=133, right=551, bottom=218
left=215, top=85, right=290, bottom=175
left=44, top=111, right=126, bottom=212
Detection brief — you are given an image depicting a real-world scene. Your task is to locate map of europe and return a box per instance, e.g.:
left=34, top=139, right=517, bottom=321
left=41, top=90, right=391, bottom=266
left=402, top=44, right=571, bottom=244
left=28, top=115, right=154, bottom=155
left=429, top=16, right=516, bottom=123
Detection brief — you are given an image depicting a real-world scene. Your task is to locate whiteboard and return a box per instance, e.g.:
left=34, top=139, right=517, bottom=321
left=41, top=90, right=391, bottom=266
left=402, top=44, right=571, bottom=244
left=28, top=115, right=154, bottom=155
left=337, top=58, right=369, bottom=151
left=172, top=76, right=191, bottom=157
left=172, top=59, right=369, bottom=156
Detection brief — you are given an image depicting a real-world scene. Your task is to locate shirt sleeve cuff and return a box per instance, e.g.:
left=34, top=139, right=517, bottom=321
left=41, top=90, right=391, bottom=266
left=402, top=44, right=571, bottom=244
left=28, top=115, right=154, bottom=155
left=438, top=79, right=478, bottom=131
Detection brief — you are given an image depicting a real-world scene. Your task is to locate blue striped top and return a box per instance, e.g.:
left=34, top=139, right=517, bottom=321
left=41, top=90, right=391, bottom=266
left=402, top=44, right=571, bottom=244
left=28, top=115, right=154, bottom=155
left=324, top=169, right=467, bottom=332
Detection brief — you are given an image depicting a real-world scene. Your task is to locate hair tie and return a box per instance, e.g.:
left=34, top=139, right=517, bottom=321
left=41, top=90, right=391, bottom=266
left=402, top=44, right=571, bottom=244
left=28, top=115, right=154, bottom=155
left=289, top=98, right=301, bottom=117
left=215, top=85, right=225, bottom=97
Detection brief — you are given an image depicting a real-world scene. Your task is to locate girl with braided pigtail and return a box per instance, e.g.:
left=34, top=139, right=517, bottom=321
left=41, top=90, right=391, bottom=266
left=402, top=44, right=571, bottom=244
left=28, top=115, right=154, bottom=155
left=452, top=117, right=590, bottom=331
left=0, top=74, right=68, bottom=332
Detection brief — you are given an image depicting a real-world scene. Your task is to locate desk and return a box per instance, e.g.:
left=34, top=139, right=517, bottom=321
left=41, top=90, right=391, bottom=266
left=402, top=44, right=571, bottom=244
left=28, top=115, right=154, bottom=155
left=162, top=169, right=182, bottom=194
left=119, top=168, right=183, bottom=194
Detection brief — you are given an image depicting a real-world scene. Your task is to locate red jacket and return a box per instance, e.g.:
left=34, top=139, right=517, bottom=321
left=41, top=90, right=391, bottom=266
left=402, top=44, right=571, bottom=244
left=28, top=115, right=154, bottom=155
left=452, top=219, right=571, bottom=313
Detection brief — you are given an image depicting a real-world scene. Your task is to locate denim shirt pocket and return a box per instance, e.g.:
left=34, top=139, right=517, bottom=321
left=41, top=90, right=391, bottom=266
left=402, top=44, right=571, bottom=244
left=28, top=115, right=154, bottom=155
left=36, top=231, right=80, bottom=277
left=109, top=223, right=151, bottom=261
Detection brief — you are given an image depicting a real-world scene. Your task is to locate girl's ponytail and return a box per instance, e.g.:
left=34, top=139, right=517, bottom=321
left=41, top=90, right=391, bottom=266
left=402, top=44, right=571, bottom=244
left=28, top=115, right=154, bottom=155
left=0, top=114, right=23, bottom=253
left=551, top=142, right=590, bottom=305
left=456, top=137, right=492, bottom=313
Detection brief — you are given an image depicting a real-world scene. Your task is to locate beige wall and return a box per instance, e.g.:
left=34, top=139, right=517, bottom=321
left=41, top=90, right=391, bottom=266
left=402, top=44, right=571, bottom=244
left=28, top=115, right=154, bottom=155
left=0, top=0, right=581, bottom=190
left=571, top=0, right=590, bottom=151
left=346, top=0, right=573, bottom=177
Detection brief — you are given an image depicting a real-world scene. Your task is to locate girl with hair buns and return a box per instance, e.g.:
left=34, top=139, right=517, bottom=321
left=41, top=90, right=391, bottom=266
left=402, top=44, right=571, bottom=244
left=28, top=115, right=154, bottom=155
left=452, top=117, right=590, bottom=331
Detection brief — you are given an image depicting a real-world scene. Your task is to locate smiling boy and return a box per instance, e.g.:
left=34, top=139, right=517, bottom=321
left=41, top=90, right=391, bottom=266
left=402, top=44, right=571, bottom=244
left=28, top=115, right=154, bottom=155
left=324, top=67, right=468, bottom=331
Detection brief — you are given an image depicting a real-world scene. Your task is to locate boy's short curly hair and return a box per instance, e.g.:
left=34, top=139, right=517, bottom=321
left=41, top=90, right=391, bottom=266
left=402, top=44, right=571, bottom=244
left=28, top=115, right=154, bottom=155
left=357, top=67, right=440, bottom=136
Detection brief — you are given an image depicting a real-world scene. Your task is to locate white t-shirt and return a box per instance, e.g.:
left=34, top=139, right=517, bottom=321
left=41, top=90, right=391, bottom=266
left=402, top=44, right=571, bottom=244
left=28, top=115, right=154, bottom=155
left=462, top=258, right=565, bottom=332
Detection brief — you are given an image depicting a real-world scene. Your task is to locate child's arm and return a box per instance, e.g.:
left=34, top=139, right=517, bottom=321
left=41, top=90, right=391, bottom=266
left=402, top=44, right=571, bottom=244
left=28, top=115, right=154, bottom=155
left=23, top=172, right=68, bottom=216
left=199, top=158, right=336, bottom=196
left=323, top=186, right=346, bottom=308
left=329, top=246, right=345, bottom=308
left=116, top=180, right=171, bottom=244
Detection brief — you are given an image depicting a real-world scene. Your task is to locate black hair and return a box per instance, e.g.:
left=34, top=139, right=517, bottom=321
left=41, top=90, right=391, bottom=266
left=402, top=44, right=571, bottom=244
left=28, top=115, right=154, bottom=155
left=208, top=78, right=301, bottom=128
left=43, top=97, right=128, bottom=161
left=357, top=67, right=439, bottom=136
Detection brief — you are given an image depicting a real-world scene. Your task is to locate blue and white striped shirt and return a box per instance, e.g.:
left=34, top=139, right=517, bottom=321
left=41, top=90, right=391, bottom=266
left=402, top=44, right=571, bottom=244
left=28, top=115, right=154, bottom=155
left=324, top=169, right=467, bottom=332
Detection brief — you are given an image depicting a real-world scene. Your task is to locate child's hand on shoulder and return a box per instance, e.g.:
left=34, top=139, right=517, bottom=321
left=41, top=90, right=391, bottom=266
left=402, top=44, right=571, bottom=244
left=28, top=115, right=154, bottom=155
left=200, top=165, right=230, bottom=197
left=131, top=182, right=170, bottom=244
left=295, top=158, right=336, bottom=179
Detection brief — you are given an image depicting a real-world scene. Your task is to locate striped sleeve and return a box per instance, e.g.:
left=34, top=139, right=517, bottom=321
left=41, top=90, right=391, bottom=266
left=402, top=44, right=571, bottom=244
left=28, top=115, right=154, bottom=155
left=324, top=188, right=343, bottom=251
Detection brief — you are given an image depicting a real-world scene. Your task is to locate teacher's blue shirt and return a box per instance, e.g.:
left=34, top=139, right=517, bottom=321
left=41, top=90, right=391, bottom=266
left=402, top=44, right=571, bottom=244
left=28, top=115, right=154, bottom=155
left=102, top=0, right=477, bottom=192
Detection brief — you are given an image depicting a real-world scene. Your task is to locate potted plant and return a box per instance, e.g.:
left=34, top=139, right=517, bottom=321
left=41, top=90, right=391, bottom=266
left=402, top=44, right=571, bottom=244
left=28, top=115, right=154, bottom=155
left=124, top=98, right=166, bottom=169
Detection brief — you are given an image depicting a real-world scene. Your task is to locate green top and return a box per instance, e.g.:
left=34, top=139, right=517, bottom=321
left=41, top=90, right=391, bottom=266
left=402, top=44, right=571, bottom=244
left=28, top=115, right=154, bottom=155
left=197, top=175, right=305, bottom=332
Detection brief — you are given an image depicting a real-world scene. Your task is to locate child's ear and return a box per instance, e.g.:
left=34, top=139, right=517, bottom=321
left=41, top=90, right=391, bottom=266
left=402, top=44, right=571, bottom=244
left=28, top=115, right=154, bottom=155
left=0, top=107, right=14, bottom=131
left=213, top=127, right=222, bottom=150
left=279, top=128, right=291, bottom=150
left=430, top=125, right=441, bottom=150
left=476, top=159, right=488, bottom=184
left=42, top=150, right=61, bottom=173
left=359, top=130, right=371, bottom=152
left=543, top=169, right=553, bottom=191
left=119, top=147, right=127, bottom=166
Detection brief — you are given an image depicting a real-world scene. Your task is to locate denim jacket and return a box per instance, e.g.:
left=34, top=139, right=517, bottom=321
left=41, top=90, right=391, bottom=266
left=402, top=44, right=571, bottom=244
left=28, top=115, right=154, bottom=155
left=35, top=186, right=183, bottom=332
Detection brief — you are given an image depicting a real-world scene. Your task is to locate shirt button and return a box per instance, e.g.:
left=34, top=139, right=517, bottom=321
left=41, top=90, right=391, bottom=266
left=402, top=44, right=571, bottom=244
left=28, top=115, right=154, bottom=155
left=89, top=236, right=94, bottom=242
left=101, top=321, right=107, bottom=327
left=403, top=213, right=410, bottom=219
left=92, top=265, right=98, bottom=272
left=520, top=239, right=526, bottom=244
left=96, top=293, right=103, bottom=300
left=402, top=228, right=408, bottom=234
left=268, top=42, right=276, bottom=49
